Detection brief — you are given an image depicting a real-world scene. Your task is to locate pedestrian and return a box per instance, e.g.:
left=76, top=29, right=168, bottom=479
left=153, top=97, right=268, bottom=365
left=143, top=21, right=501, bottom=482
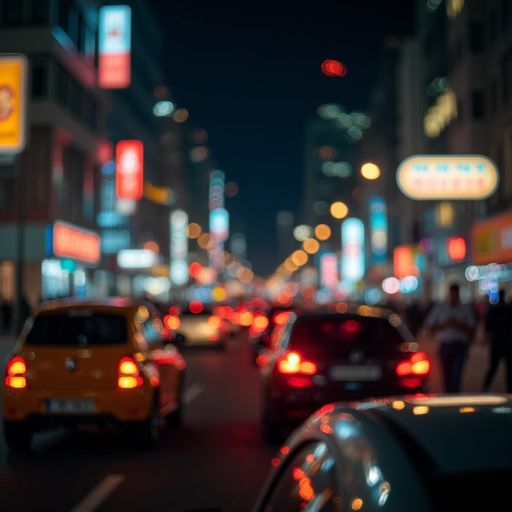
left=424, top=283, right=476, bottom=392
left=482, top=289, right=512, bottom=392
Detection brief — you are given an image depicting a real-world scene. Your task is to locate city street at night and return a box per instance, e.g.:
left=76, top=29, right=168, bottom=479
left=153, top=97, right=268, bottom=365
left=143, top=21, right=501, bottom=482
left=1, top=0, right=512, bottom=510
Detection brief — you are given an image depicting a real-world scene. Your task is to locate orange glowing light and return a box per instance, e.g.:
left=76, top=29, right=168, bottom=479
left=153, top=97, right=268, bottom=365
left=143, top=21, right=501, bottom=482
left=303, top=238, right=320, bottom=255
left=239, top=311, right=253, bottom=327
left=53, top=221, right=100, bottom=265
left=447, top=236, right=466, bottom=261
left=253, top=314, right=269, bottom=331
left=187, top=222, right=202, bottom=239
left=164, top=314, right=181, bottom=331
left=299, top=476, right=315, bottom=501
left=315, top=224, right=331, bottom=241
left=273, top=311, right=289, bottom=326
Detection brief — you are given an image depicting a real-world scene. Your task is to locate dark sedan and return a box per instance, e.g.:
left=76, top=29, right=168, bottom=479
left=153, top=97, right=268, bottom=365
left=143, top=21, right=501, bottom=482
left=254, top=394, right=512, bottom=511
left=260, top=306, right=431, bottom=442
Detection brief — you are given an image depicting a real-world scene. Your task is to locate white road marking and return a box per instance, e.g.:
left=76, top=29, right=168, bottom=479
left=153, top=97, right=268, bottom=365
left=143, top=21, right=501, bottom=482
left=70, top=474, right=125, bottom=512
left=183, top=383, right=204, bottom=405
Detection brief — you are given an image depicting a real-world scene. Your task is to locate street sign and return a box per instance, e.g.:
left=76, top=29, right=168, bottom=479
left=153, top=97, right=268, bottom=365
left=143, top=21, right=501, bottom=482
left=0, top=54, right=28, bottom=154
left=397, top=155, right=499, bottom=200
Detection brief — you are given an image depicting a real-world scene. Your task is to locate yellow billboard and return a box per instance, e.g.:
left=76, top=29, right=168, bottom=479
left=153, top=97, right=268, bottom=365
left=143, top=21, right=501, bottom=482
left=0, top=55, right=28, bottom=154
left=397, top=155, right=499, bottom=200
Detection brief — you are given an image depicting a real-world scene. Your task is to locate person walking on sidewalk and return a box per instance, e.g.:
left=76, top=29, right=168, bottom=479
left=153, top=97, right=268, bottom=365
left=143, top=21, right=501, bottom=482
left=424, top=283, right=476, bottom=392
left=482, top=289, right=512, bottom=392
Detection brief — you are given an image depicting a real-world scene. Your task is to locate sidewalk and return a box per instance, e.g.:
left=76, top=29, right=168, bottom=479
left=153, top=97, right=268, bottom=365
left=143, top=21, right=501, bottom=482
left=420, top=337, right=506, bottom=394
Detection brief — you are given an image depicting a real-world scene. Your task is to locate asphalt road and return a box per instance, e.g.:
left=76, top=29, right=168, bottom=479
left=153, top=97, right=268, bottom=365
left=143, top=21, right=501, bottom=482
left=0, top=332, right=276, bottom=512
left=0, top=328, right=507, bottom=512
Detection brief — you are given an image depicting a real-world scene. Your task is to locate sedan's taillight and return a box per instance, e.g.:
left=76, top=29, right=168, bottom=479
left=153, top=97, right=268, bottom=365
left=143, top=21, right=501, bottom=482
left=118, top=356, right=143, bottom=389
left=5, top=355, right=27, bottom=389
left=395, top=352, right=430, bottom=377
left=277, top=351, right=318, bottom=376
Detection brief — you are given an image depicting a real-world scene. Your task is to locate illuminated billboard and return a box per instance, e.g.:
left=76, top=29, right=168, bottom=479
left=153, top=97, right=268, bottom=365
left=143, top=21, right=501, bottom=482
left=393, top=245, right=422, bottom=278
left=369, top=196, right=387, bottom=264
left=116, top=140, right=143, bottom=200
left=341, top=218, right=365, bottom=281
left=98, top=5, right=131, bottom=89
left=397, top=155, right=498, bottom=200
left=117, top=249, right=158, bottom=269
left=50, top=221, right=100, bottom=265
left=0, top=54, right=28, bottom=154
left=210, top=208, right=229, bottom=242
left=319, top=252, right=339, bottom=288
left=472, top=210, right=512, bottom=265
left=170, top=210, right=188, bottom=286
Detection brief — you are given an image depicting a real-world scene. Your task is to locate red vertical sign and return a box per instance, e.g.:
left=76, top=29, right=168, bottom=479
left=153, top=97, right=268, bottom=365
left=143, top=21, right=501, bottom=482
left=116, top=140, right=143, bottom=200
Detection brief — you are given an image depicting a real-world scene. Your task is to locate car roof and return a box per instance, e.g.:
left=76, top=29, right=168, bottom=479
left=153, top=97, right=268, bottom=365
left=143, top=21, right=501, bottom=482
left=321, top=394, right=512, bottom=474
left=295, top=304, right=400, bottom=320
left=36, top=297, right=148, bottom=314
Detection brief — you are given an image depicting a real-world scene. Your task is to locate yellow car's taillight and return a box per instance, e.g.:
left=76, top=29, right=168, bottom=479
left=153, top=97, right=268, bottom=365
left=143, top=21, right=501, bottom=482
left=118, top=356, right=143, bottom=389
left=5, top=355, right=27, bottom=389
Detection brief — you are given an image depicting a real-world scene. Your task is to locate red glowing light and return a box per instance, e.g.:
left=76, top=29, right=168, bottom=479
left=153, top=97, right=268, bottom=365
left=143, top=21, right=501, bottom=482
left=189, top=262, right=203, bottom=278
left=321, top=59, right=347, bottom=77
left=189, top=301, right=204, bottom=314
left=116, top=140, right=143, bottom=200
left=395, top=352, right=430, bottom=377
left=447, top=236, right=466, bottom=261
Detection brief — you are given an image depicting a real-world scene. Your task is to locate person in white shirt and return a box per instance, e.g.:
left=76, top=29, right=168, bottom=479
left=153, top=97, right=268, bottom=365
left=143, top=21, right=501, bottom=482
left=424, top=283, right=475, bottom=392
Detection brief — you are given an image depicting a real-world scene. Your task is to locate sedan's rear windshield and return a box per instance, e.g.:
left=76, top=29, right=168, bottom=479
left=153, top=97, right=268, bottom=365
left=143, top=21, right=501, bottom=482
left=289, top=315, right=406, bottom=349
left=26, top=311, right=128, bottom=346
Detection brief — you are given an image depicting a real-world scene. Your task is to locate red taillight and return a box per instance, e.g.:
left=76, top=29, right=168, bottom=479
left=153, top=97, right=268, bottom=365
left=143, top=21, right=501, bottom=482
left=5, top=355, right=27, bottom=389
left=118, top=356, right=143, bottom=389
left=396, top=352, right=430, bottom=377
left=277, top=351, right=317, bottom=376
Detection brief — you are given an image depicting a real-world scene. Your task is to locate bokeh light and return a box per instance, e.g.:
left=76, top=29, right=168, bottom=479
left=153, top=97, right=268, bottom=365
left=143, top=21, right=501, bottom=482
left=315, top=224, right=331, bottom=241
left=303, top=238, right=320, bottom=254
left=197, top=232, right=211, bottom=249
left=225, top=181, right=239, bottom=197
left=330, top=201, right=349, bottom=219
left=173, top=108, right=189, bottom=123
left=187, top=222, right=202, bottom=239
left=321, top=59, right=347, bottom=77
left=361, top=162, right=381, bottom=180
left=291, top=250, right=308, bottom=267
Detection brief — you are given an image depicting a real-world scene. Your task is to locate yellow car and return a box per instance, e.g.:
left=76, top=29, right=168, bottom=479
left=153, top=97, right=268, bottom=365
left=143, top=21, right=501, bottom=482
left=2, top=297, right=186, bottom=451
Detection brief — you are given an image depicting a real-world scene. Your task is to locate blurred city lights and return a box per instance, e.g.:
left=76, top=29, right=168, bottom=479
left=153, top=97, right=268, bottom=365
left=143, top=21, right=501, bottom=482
left=314, top=224, right=331, bottom=241
left=190, top=146, right=209, bottom=163
left=152, top=100, right=174, bottom=117
left=197, top=232, right=212, bottom=249
left=313, top=201, right=329, bottom=215
left=293, top=225, right=313, bottom=241
left=212, top=286, right=227, bottom=301
left=187, top=222, right=202, bottom=239
left=291, top=250, right=308, bottom=267
left=424, top=88, right=457, bottom=137
left=382, top=277, right=400, bottom=294
left=191, top=128, right=208, bottom=144
left=330, top=201, right=348, bottom=219
left=225, top=181, right=239, bottom=197
left=318, top=145, right=337, bottom=160
left=321, top=59, right=347, bottom=77
left=303, top=238, right=320, bottom=254
left=143, top=240, right=159, bottom=254
left=173, top=107, right=189, bottom=123
left=322, top=161, right=352, bottom=178
left=361, top=162, right=381, bottom=180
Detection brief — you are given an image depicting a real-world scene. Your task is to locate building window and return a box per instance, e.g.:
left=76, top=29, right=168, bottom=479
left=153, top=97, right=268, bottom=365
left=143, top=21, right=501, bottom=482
left=501, top=0, right=510, bottom=34
left=491, top=80, right=499, bottom=113
left=469, top=23, right=485, bottom=53
left=1, top=0, right=23, bottom=27
left=472, top=90, right=485, bottom=119
left=31, top=58, right=48, bottom=98
left=27, top=0, right=50, bottom=25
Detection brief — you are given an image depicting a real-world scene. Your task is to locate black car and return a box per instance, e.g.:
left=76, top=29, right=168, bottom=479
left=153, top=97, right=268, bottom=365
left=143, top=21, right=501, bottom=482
left=260, top=306, right=431, bottom=442
left=254, top=395, right=512, bottom=511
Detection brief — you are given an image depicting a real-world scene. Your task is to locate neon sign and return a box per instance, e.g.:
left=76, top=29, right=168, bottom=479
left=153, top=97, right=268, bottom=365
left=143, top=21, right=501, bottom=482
left=397, top=155, right=498, bottom=200
left=342, top=218, right=365, bottom=281
left=116, top=140, right=143, bottom=200
left=98, top=5, right=131, bottom=89
left=51, top=221, right=100, bottom=265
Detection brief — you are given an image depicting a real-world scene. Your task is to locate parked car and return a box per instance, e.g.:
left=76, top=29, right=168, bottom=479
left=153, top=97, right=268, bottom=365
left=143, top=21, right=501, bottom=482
left=3, top=297, right=186, bottom=451
left=260, top=306, right=430, bottom=442
left=254, top=394, right=512, bottom=511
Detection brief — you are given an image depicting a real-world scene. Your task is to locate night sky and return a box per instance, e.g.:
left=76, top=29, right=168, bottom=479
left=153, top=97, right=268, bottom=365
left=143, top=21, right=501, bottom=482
left=154, top=0, right=415, bottom=275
